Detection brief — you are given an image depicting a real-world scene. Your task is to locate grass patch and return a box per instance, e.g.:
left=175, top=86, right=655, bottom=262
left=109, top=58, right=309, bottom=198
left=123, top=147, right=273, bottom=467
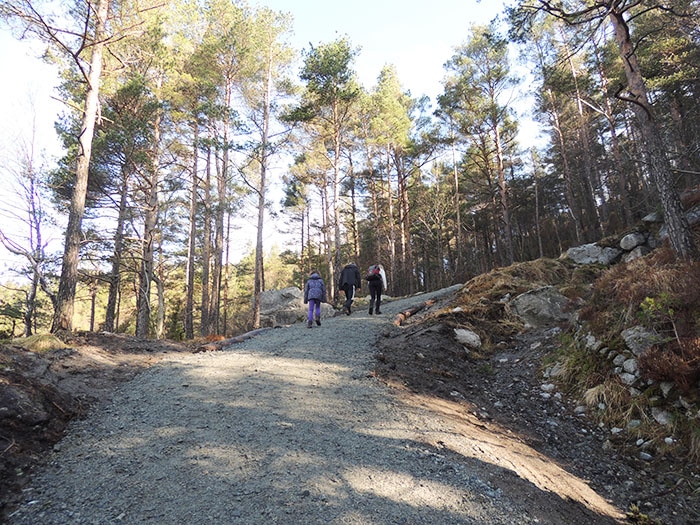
left=13, top=334, right=69, bottom=353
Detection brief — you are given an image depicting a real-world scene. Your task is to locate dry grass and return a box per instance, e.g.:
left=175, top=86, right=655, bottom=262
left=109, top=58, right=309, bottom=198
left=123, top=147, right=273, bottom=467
left=435, top=258, right=592, bottom=349
left=13, top=334, right=69, bottom=353
left=580, top=246, right=700, bottom=344
left=639, top=337, right=700, bottom=393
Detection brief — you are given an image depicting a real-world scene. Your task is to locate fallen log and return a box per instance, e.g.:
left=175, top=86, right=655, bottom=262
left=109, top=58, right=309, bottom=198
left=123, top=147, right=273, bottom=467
left=393, top=299, right=435, bottom=326
left=194, top=327, right=274, bottom=353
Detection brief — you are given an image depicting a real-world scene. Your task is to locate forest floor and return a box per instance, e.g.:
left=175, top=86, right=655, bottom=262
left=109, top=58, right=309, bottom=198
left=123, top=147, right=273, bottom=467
left=1, top=286, right=699, bottom=524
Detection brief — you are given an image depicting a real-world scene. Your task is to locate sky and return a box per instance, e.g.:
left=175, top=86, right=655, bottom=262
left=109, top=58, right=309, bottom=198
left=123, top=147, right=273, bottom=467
left=0, top=0, right=521, bottom=271
left=255, top=0, right=509, bottom=101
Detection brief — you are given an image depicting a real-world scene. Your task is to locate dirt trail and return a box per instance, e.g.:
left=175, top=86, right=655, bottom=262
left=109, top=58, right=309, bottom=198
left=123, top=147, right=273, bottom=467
left=7, top=289, right=627, bottom=524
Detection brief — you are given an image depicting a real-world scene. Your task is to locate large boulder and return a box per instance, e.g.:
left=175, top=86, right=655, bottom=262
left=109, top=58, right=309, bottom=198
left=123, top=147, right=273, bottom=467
left=259, top=287, right=335, bottom=327
left=511, top=286, right=571, bottom=328
left=563, top=243, right=622, bottom=265
left=620, top=232, right=647, bottom=251
left=620, top=326, right=663, bottom=357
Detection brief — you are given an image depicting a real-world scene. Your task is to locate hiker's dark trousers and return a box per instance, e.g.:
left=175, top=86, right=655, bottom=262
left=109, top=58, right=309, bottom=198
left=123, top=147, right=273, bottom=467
left=369, top=281, right=382, bottom=312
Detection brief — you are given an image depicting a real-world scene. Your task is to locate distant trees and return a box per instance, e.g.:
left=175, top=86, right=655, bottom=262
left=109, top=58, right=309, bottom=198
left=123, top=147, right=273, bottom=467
left=439, top=23, right=520, bottom=268
left=287, top=37, right=360, bottom=300
left=0, top=133, right=56, bottom=336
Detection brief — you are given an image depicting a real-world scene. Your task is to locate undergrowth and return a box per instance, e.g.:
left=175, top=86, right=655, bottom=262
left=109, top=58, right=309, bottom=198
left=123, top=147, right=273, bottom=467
left=429, top=249, right=700, bottom=462
left=562, top=246, right=700, bottom=461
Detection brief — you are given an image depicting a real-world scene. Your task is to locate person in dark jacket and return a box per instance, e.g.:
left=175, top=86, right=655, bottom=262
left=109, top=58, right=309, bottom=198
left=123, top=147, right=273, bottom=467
left=365, top=263, right=387, bottom=315
left=338, top=262, right=361, bottom=315
left=304, top=270, right=327, bottom=328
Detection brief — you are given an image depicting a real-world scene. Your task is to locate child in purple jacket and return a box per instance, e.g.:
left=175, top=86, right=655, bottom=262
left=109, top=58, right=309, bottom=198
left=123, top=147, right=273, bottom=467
left=303, top=270, right=327, bottom=328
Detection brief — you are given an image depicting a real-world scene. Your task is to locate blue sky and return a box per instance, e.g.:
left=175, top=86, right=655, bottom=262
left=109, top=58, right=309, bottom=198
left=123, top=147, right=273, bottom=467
left=255, top=0, right=508, bottom=101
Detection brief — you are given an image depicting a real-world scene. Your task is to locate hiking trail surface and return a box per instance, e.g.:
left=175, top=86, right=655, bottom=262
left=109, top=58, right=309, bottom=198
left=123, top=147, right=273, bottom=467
left=5, top=287, right=696, bottom=524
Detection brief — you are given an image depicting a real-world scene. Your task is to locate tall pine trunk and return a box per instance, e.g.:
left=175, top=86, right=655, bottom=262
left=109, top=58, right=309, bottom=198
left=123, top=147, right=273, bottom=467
left=200, top=145, right=212, bottom=336
left=104, top=165, right=129, bottom=332
left=253, top=52, right=273, bottom=330
left=184, top=122, right=199, bottom=340
left=609, top=10, right=697, bottom=260
left=51, top=0, right=110, bottom=333
left=136, top=110, right=161, bottom=338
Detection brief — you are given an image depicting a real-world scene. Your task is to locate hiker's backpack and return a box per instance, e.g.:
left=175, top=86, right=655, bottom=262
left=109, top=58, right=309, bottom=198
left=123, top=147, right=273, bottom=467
left=365, top=265, right=381, bottom=281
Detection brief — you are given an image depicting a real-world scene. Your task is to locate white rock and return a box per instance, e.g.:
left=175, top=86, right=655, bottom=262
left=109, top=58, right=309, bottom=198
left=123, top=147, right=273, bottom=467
left=620, top=232, right=647, bottom=251
left=652, top=407, right=673, bottom=426
left=621, top=326, right=661, bottom=357
left=613, top=354, right=627, bottom=366
left=622, top=358, right=639, bottom=374
left=660, top=382, right=674, bottom=398
left=619, top=372, right=637, bottom=385
left=453, top=328, right=481, bottom=349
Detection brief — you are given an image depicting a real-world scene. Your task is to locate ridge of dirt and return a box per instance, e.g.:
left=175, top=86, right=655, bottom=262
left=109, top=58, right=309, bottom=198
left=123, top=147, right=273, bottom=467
left=0, top=287, right=697, bottom=524
left=374, top=291, right=700, bottom=525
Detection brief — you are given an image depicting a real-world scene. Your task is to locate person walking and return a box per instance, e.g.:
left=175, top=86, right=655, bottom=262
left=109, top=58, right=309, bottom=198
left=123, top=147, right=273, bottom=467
left=365, top=263, right=387, bottom=315
left=338, top=262, right=361, bottom=315
left=304, top=269, right=326, bottom=328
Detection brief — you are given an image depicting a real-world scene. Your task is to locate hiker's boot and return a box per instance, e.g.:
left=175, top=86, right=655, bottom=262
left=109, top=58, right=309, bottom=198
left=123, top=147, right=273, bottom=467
left=369, top=307, right=373, bottom=315
left=375, top=308, right=382, bottom=314
left=307, top=320, right=313, bottom=328
left=315, top=316, right=321, bottom=326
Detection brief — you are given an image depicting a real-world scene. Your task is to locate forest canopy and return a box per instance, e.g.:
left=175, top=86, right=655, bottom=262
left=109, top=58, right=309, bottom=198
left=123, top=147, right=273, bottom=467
left=0, top=0, right=698, bottom=340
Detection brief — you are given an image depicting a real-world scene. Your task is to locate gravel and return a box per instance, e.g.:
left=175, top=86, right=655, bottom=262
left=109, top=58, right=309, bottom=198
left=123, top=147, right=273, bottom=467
left=8, top=287, right=623, bottom=525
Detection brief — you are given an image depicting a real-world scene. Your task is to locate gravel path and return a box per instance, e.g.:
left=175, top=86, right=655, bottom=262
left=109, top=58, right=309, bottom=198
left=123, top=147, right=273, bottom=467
left=8, top=288, right=624, bottom=525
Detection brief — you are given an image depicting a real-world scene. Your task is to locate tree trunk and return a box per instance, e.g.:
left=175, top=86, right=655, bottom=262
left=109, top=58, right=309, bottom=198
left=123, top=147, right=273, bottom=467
left=135, top=110, right=161, bottom=338
left=609, top=10, right=697, bottom=260
left=184, top=122, right=199, bottom=340
left=253, top=53, right=273, bottom=330
left=384, top=148, right=396, bottom=291
left=105, top=165, right=129, bottom=332
left=545, top=88, right=584, bottom=244
left=154, top=272, right=165, bottom=339
left=332, top=100, right=342, bottom=288
left=200, top=144, right=212, bottom=336
left=51, top=0, right=110, bottom=334
left=493, top=122, right=514, bottom=265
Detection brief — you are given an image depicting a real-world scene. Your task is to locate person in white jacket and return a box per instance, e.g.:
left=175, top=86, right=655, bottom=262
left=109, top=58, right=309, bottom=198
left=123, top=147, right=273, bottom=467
left=365, top=263, right=387, bottom=315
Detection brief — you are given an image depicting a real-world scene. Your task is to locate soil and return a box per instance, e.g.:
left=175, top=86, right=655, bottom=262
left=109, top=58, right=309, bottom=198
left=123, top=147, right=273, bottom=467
left=1, top=287, right=698, bottom=524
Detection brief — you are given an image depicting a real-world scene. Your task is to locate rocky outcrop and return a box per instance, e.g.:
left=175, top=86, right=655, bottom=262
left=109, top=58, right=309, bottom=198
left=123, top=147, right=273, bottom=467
left=561, top=233, right=654, bottom=265
left=511, top=286, right=571, bottom=328
left=563, top=243, right=622, bottom=265
left=259, top=287, right=335, bottom=327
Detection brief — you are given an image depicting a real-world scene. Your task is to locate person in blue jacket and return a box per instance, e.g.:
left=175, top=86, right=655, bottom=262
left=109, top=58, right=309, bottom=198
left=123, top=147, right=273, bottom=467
left=304, top=269, right=326, bottom=328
